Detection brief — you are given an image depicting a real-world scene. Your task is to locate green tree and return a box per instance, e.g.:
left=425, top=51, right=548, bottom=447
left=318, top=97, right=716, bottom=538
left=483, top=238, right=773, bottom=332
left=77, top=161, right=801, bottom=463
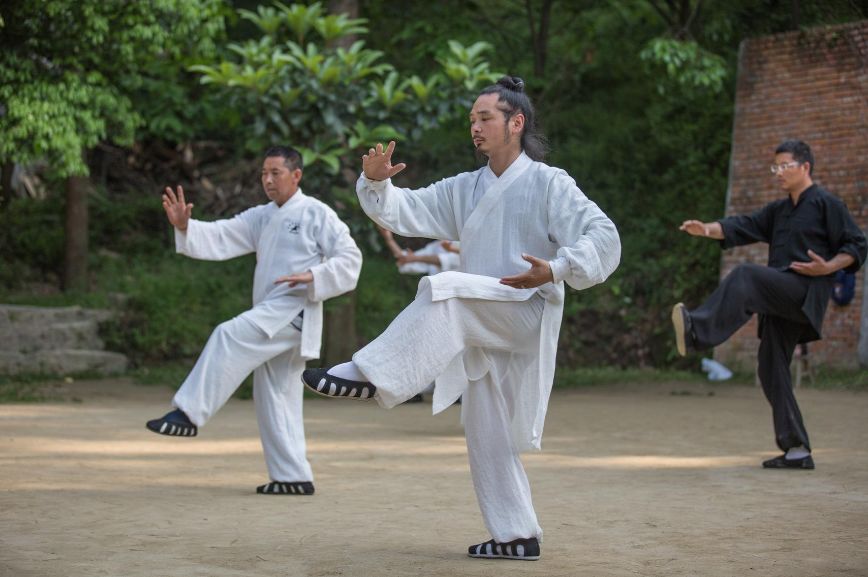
left=0, top=0, right=225, bottom=290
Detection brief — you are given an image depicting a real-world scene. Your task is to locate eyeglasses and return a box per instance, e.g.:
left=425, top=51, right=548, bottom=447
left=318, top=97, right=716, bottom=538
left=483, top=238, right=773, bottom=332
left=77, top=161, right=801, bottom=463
left=769, top=161, right=801, bottom=174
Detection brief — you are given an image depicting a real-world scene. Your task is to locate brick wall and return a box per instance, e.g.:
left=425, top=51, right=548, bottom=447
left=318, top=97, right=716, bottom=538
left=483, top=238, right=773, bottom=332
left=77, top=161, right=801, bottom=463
left=715, top=21, right=868, bottom=370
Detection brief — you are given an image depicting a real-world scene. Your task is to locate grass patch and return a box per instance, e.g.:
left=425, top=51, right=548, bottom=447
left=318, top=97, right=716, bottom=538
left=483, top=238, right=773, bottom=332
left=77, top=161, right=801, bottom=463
left=554, top=366, right=710, bottom=388
left=129, top=361, right=195, bottom=388
left=552, top=365, right=868, bottom=393
left=0, top=371, right=107, bottom=402
left=128, top=361, right=255, bottom=399
left=802, top=366, right=868, bottom=392
left=0, top=380, right=49, bottom=402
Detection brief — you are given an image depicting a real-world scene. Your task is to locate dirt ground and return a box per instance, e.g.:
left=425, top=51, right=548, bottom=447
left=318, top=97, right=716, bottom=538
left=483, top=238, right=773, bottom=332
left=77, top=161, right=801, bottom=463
left=1, top=378, right=867, bottom=577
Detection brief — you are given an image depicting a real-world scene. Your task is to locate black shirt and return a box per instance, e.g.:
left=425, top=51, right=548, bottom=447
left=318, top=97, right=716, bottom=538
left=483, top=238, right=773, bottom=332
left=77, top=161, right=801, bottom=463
left=718, top=184, right=867, bottom=340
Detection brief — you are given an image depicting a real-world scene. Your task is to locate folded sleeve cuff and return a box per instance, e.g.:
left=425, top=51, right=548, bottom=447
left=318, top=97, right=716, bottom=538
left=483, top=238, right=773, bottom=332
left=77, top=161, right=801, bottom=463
left=549, top=256, right=570, bottom=284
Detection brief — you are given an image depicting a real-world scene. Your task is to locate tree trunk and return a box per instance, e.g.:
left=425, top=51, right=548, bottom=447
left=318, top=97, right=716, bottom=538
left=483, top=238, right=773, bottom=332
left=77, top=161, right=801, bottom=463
left=320, top=0, right=362, bottom=363
left=322, top=293, right=359, bottom=366
left=327, top=0, right=359, bottom=49
left=63, top=170, right=90, bottom=292
left=526, top=0, right=554, bottom=78
left=1, top=161, right=13, bottom=210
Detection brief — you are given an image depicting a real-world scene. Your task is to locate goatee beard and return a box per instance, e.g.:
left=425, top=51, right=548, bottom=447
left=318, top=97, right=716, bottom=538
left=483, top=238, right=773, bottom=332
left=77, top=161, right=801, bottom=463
left=474, top=148, right=489, bottom=165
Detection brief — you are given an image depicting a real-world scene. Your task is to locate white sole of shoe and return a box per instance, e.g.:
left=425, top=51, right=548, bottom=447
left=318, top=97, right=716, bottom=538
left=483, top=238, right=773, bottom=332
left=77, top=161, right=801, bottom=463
left=468, top=553, right=540, bottom=561
left=301, top=374, right=375, bottom=401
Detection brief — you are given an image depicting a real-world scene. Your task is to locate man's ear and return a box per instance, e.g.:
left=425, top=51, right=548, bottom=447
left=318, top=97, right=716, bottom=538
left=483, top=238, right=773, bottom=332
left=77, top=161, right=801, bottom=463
left=511, top=113, right=526, bottom=135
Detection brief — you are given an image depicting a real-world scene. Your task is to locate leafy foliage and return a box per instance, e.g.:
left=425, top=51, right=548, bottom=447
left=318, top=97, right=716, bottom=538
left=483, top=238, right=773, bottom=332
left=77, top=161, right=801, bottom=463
left=189, top=1, right=501, bottom=185
left=0, top=0, right=226, bottom=177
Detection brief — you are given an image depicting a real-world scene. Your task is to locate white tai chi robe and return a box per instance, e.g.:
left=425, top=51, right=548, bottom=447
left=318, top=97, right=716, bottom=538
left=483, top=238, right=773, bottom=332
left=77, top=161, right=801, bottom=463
left=171, top=189, right=361, bottom=482
left=354, top=152, right=620, bottom=541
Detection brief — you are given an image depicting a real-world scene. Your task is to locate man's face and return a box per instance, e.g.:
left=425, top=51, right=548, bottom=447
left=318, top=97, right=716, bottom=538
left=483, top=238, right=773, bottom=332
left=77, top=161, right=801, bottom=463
left=469, top=93, right=523, bottom=157
left=772, top=152, right=810, bottom=195
left=261, top=156, right=301, bottom=206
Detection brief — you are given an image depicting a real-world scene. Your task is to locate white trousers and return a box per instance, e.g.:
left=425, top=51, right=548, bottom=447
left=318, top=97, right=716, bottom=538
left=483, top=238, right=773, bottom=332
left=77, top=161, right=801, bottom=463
left=172, top=312, right=312, bottom=483
left=354, top=282, right=544, bottom=542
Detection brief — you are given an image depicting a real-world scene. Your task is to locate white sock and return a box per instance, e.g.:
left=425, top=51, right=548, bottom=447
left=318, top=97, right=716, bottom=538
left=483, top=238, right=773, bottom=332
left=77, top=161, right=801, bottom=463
left=785, top=446, right=810, bottom=460
left=327, top=361, right=368, bottom=382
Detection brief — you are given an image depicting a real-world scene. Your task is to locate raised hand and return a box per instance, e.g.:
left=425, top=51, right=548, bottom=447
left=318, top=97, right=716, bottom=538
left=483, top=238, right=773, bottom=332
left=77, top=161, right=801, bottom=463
left=362, top=141, right=407, bottom=181
left=162, top=185, right=193, bottom=231
left=499, top=253, right=554, bottom=289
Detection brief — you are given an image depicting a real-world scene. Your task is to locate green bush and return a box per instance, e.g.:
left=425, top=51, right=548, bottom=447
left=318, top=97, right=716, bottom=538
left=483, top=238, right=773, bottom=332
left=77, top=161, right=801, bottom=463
left=0, top=197, right=65, bottom=288
left=97, top=253, right=254, bottom=362
left=353, top=252, right=421, bottom=342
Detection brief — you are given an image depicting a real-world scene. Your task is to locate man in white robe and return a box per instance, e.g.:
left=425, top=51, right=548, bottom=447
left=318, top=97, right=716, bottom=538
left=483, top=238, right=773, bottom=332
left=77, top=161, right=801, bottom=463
left=302, top=77, right=621, bottom=559
left=146, top=146, right=362, bottom=496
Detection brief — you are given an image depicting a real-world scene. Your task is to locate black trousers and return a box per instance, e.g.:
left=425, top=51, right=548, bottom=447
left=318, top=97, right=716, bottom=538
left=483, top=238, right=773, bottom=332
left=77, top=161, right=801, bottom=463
left=690, top=263, right=813, bottom=452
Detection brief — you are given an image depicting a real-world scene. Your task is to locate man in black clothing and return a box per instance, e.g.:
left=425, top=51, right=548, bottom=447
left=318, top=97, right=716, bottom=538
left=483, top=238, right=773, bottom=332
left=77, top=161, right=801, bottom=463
left=672, top=140, right=866, bottom=470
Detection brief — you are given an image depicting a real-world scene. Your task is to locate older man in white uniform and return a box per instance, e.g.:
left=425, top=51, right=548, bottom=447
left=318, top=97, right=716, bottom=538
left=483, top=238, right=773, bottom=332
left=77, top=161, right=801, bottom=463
left=302, top=77, right=621, bottom=560
left=146, top=146, right=362, bottom=496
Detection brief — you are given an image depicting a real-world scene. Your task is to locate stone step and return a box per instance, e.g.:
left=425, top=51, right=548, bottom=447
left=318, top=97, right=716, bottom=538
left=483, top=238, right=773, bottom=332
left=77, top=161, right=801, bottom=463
left=0, top=304, right=128, bottom=377
left=0, top=304, right=113, bottom=325
left=0, top=350, right=128, bottom=376
left=3, top=320, right=105, bottom=353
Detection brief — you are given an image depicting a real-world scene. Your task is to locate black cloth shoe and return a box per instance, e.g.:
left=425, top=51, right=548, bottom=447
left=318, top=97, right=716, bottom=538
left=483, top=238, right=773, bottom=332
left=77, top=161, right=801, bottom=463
left=762, top=454, right=815, bottom=469
left=256, top=481, right=315, bottom=495
left=671, top=302, right=695, bottom=357
left=468, top=537, right=540, bottom=561
left=146, top=409, right=197, bottom=437
left=302, top=368, right=377, bottom=400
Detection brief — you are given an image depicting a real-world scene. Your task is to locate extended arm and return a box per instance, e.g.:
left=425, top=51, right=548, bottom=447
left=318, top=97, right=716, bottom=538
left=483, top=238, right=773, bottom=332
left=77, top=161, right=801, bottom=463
left=397, top=251, right=443, bottom=267
left=356, top=141, right=461, bottom=241
left=377, top=226, right=406, bottom=259
left=167, top=185, right=257, bottom=261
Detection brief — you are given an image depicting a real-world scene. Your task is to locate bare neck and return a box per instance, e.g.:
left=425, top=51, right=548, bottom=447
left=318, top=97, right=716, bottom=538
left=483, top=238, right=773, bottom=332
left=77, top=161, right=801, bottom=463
left=487, top=147, right=522, bottom=177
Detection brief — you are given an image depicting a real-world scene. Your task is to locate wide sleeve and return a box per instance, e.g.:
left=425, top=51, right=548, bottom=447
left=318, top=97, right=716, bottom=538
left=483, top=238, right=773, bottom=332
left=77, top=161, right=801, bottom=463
left=719, top=202, right=775, bottom=249
left=546, top=172, right=621, bottom=291
left=307, top=208, right=363, bottom=303
left=175, top=208, right=259, bottom=261
left=825, top=196, right=867, bottom=273
left=356, top=174, right=461, bottom=241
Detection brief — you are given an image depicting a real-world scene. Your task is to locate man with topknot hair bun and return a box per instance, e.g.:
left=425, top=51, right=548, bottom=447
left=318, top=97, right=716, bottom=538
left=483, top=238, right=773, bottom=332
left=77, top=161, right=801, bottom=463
left=303, top=76, right=621, bottom=560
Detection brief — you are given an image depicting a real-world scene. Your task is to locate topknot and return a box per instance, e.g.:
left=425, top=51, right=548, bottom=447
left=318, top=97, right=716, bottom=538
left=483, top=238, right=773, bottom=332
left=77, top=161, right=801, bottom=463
left=497, top=76, right=525, bottom=93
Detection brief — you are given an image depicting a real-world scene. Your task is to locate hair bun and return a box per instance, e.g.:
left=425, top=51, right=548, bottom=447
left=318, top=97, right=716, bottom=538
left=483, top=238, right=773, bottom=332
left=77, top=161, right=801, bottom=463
left=497, top=76, right=525, bottom=93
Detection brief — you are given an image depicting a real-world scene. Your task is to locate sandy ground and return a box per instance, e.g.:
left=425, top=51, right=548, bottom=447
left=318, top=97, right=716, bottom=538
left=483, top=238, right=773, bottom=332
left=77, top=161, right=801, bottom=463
left=1, top=378, right=867, bottom=577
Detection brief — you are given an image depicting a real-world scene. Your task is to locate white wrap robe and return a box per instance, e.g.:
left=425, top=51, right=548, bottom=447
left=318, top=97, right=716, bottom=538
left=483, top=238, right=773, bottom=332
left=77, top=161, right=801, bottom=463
left=356, top=153, right=620, bottom=452
left=175, top=190, right=362, bottom=359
